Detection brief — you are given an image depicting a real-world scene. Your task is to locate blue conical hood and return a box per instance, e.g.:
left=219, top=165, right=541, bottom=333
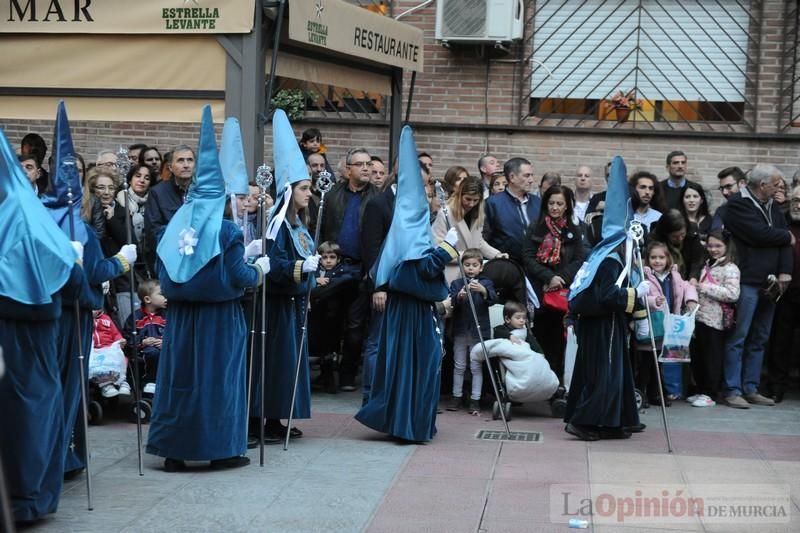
left=41, top=100, right=88, bottom=243
left=265, top=109, right=311, bottom=239
left=157, top=105, right=226, bottom=283
left=0, top=127, right=76, bottom=304
left=220, top=117, right=250, bottom=195
left=375, top=125, right=432, bottom=287
left=569, top=155, right=632, bottom=299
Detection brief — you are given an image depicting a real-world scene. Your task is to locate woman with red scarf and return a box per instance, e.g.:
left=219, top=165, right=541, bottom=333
left=523, top=185, right=587, bottom=379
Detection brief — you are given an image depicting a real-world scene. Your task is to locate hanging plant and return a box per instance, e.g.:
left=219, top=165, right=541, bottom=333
left=271, top=89, right=308, bottom=120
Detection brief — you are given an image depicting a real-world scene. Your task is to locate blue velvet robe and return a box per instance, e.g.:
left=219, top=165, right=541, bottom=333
left=0, top=264, right=83, bottom=522
left=59, top=225, right=126, bottom=473
left=147, top=221, right=261, bottom=461
left=564, top=255, right=641, bottom=429
left=253, top=220, right=314, bottom=420
left=355, top=244, right=455, bottom=442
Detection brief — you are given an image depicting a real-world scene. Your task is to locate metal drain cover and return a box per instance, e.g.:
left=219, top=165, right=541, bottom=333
left=476, top=430, right=542, bottom=442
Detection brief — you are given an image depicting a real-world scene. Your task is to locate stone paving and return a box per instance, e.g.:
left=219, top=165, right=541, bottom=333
left=24, top=390, right=800, bottom=533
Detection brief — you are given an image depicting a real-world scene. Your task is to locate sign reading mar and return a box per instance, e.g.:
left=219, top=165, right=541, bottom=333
left=7, top=0, right=94, bottom=22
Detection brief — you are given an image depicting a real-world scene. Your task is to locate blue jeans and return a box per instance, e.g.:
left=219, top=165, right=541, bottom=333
left=661, top=362, right=683, bottom=397
left=361, top=307, right=384, bottom=401
left=724, top=284, right=776, bottom=396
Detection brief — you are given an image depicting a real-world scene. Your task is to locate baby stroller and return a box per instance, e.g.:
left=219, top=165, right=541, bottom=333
left=480, top=258, right=567, bottom=420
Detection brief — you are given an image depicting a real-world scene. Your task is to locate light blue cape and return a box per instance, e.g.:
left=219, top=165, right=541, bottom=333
left=0, top=126, right=76, bottom=305
left=375, top=125, right=432, bottom=288
left=157, top=105, right=226, bottom=283
left=40, top=100, right=88, bottom=244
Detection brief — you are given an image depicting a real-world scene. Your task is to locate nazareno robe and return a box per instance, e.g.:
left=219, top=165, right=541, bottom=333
left=146, top=221, right=261, bottom=461
left=0, top=264, right=84, bottom=522
left=253, top=219, right=314, bottom=420
left=355, top=244, right=456, bottom=442
left=564, top=255, right=641, bottom=429
left=59, top=225, right=126, bottom=473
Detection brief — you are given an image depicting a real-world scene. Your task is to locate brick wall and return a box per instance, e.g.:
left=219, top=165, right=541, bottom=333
left=2, top=0, right=797, bottom=211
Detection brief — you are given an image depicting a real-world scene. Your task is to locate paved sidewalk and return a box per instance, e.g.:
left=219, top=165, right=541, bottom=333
left=27, top=391, right=800, bottom=532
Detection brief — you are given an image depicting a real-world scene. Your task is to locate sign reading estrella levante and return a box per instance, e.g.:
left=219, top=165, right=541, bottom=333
left=2, top=0, right=254, bottom=33
left=289, top=0, right=424, bottom=72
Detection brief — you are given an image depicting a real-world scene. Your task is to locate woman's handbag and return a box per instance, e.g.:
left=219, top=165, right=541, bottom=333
left=542, top=288, right=569, bottom=313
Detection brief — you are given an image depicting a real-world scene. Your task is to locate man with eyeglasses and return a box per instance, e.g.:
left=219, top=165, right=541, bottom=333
left=318, top=147, right=379, bottom=391
left=711, top=166, right=746, bottom=230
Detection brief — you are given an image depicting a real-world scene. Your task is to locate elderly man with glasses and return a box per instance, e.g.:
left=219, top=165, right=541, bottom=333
left=317, top=147, right=380, bottom=392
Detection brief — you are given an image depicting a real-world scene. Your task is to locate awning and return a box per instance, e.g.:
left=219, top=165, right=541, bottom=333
left=0, top=96, right=225, bottom=122
left=266, top=50, right=391, bottom=95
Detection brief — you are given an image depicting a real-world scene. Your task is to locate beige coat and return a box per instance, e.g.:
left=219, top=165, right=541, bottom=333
left=432, top=209, right=504, bottom=284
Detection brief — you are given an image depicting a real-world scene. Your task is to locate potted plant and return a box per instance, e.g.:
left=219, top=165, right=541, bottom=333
left=271, top=88, right=309, bottom=120
left=609, top=90, right=643, bottom=123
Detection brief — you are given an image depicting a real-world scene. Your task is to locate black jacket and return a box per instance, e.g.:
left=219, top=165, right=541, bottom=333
left=721, top=188, right=793, bottom=286
left=144, top=178, right=185, bottom=250
left=522, top=218, right=586, bottom=299
left=360, top=187, right=395, bottom=278
left=318, top=181, right=379, bottom=253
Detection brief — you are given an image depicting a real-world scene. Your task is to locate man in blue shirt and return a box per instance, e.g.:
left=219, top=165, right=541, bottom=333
left=482, top=157, right=541, bottom=263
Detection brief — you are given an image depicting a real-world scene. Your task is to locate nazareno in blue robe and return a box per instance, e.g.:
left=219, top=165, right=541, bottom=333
left=59, top=224, right=126, bottom=473
left=252, top=219, right=314, bottom=420
left=0, top=264, right=84, bottom=522
left=564, top=254, right=641, bottom=429
left=147, top=220, right=261, bottom=461
left=355, top=244, right=456, bottom=442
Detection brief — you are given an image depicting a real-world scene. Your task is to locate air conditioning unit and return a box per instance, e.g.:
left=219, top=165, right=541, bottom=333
left=435, top=0, right=524, bottom=45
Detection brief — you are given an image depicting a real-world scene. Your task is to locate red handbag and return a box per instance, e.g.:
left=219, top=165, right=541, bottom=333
left=543, top=288, right=569, bottom=313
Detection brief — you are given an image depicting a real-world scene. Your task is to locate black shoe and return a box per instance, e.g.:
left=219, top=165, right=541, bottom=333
left=247, top=436, right=259, bottom=449
left=772, top=390, right=785, bottom=404
left=598, top=427, right=632, bottom=439
left=625, top=423, right=647, bottom=433
left=164, top=458, right=186, bottom=472
left=63, top=468, right=85, bottom=481
left=650, top=396, right=671, bottom=407
left=565, top=423, right=599, bottom=441
left=210, top=456, right=250, bottom=470
left=265, top=419, right=303, bottom=439
left=339, top=374, right=357, bottom=392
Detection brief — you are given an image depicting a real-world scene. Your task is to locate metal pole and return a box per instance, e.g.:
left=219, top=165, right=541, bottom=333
left=0, top=347, right=17, bottom=532
left=264, top=0, right=287, bottom=121
left=629, top=222, right=673, bottom=453
left=63, top=157, right=93, bottom=510
left=434, top=183, right=511, bottom=437
left=117, top=148, right=145, bottom=476
left=245, top=188, right=263, bottom=448
left=405, top=71, right=417, bottom=123
left=284, top=171, right=334, bottom=450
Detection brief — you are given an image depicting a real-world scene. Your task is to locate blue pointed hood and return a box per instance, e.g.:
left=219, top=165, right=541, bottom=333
left=157, top=105, right=226, bottom=283
left=569, top=155, right=632, bottom=299
left=375, top=125, right=431, bottom=287
left=220, top=117, right=250, bottom=195
left=0, top=127, right=76, bottom=305
left=41, top=100, right=88, bottom=244
left=265, top=109, right=311, bottom=239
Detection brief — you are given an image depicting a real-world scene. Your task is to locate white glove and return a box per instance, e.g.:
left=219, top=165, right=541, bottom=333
left=302, top=254, right=320, bottom=273
left=244, top=239, right=262, bottom=258
left=444, top=227, right=459, bottom=248
left=71, top=241, right=84, bottom=262
left=255, top=256, right=271, bottom=275
left=118, top=243, right=138, bottom=264
left=636, top=280, right=651, bottom=300
left=635, top=319, right=649, bottom=339
left=102, top=281, right=110, bottom=295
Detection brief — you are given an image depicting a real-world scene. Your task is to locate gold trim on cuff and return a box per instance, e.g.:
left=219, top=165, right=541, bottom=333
left=293, top=260, right=303, bottom=283
left=625, top=288, right=635, bottom=314
left=439, top=241, right=459, bottom=260
left=115, top=253, right=130, bottom=273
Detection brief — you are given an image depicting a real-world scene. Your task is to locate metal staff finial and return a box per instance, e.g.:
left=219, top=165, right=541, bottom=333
left=256, top=164, right=274, bottom=191
left=116, top=146, right=131, bottom=181
left=316, top=169, right=335, bottom=194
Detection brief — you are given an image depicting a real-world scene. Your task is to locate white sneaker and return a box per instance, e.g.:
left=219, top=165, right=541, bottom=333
left=118, top=382, right=132, bottom=396
left=692, top=395, right=716, bottom=407
left=101, top=384, right=119, bottom=398
left=143, top=383, right=156, bottom=395
left=686, top=394, right=702, bottom=404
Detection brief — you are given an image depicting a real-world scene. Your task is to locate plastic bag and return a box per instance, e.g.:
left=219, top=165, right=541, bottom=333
left=658, top=307, right=698, bottom=363
left=563, top=325, right=577, bottom=391
left=88, top=341, right=126, bottom=384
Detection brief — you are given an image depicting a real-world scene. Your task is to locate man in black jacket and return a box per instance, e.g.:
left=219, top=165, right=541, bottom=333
left=721, top=164, right=793, bottom=409
left=317, top=147, right=379, bottom=390
left=659, top=151, right=700, bottom=211
left=144, top=145, right=195, bottom=251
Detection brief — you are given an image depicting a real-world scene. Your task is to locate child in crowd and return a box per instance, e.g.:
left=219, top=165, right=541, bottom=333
left=447, top=249, right=496, bottom=414
left=298, top=127, right=334, bottom=176
left=126, top=280, right=167, bottom=395
left=493, top=300, right=544, bottom=353
left=309, top=241, right=360, bottom=393
left=489, top=172, right=507, bottom=195
left=89, top=308, right=129, bottom=398
left=690, top=231, right=740, bottom=407
left=636, top=241, right=698, bottom=406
